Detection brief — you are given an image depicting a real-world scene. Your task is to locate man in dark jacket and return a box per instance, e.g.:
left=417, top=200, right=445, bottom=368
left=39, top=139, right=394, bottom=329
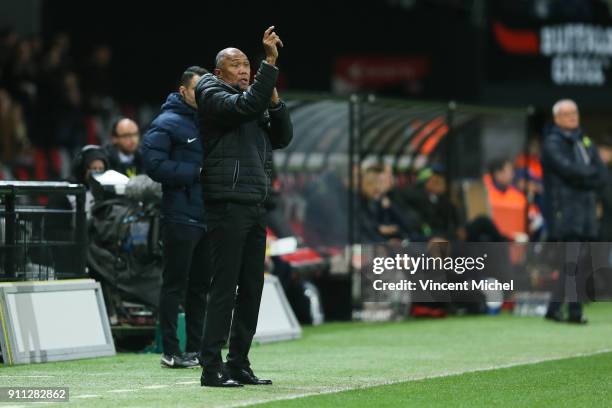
left=196, top=26, right=293, bottom=387
left=104, top=117, right=145, bottom=177
left=142, top=66, right=209, bottom=369
left=390, top=164, right=460, bottom=240
left=542, top=99, right=607, bottom=324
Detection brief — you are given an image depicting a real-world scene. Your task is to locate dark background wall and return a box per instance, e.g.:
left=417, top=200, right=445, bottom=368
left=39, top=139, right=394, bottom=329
left=32, top=0, right=612, bottom=118
left=39, top=0, right=482, bottom=104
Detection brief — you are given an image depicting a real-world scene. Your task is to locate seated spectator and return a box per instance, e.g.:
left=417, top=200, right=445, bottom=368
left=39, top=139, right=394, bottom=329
left=358, top=164, right=419, bottom=243
left=304, top=164, right=419, bottom=246
left=104, top=118, right=144, bottom=177
left=47, top=144, right=109, bottom=217
left=390, top=163, right=460, bottom=240
left=484, top=158, right=541, bottom=240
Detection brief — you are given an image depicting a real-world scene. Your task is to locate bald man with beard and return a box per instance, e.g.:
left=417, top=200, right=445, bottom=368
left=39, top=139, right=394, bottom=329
left=195, top=27, right=293, bottom=387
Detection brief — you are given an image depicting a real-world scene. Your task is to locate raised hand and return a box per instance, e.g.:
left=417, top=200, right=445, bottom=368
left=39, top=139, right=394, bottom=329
left=263, top=26, right=283, bottom=65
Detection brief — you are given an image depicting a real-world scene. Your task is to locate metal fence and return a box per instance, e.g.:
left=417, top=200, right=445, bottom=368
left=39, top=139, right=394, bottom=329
left=0, top=181, right=87, bottom=282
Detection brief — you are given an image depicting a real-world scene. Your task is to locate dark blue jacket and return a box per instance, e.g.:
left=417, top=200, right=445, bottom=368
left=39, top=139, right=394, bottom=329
left=142, top=92, right=204, bottom=228
left=542, top=125, right=606, bottom=240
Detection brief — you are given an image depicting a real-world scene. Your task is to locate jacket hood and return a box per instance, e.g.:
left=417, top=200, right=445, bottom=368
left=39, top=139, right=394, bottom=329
left=161, top=92, right=195, bottom=115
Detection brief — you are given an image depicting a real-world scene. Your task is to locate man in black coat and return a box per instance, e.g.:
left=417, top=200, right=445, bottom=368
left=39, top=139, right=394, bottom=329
left=389, top=164, right=460, bottom=240
left=142, top=66, right=209, bottom=368
left=195, top=27, right=293, bottom=387
left=542, top=99, right=607, bottom=324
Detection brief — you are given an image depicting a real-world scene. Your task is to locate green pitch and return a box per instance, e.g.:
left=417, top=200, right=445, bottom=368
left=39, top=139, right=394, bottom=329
left=2, top=303, right=612, bottom=407
left=261, top=351, right=612, bottom=408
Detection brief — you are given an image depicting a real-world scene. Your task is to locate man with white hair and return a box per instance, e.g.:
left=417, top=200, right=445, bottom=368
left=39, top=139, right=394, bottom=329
left=542, top=99, right=606, bottom=324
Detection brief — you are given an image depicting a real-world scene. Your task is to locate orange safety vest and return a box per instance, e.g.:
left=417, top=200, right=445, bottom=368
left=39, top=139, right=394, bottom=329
left=483, top=174, right=527, bottom=240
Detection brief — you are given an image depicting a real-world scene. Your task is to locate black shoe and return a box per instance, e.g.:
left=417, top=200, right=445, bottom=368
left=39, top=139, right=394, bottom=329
left=225, top=365, right=272, bottom=385
left=567, top=316, right=588, bottom=325
left=544, top=311, right=564, bottom=322
left=160, top=353, right=200, bottom=369
left=201, top=369, right=243, bottom=388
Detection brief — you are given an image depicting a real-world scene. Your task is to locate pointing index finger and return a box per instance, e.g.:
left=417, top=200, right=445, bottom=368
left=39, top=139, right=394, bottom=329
left=264, top=26, right=275, bottom=37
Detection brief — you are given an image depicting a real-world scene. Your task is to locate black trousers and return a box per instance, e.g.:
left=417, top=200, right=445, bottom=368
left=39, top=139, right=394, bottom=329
left=159, top=222, right=210, bottom=355
left=200, top=202, right=267, bottom=370
left=547, top=240, right=592, bottom=319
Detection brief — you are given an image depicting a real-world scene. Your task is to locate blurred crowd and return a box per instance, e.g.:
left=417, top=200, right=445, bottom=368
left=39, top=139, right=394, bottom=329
left=0, top=28, right=128, bottom=181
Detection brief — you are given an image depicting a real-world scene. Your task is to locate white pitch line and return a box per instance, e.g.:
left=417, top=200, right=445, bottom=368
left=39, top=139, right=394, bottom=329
left=142, top=385, right=169, bottom=389
left=107, top=389, right=137, bottom=393
left=73, top=394, right=101, bottom=399
left=0, top=375, right=55, bottom=378
left=175, top=381, right=199, bottom=385
left=229, top=348, right=612, bottom=408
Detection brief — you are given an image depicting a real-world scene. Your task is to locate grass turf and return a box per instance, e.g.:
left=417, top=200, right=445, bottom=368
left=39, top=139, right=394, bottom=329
left=1, top=303, right=612, bottom=407
left=257, top=350, right=612, bottom=408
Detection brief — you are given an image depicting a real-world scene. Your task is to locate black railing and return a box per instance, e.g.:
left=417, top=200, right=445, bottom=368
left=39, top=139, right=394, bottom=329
left=0, top=181, right=87, bottom=282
